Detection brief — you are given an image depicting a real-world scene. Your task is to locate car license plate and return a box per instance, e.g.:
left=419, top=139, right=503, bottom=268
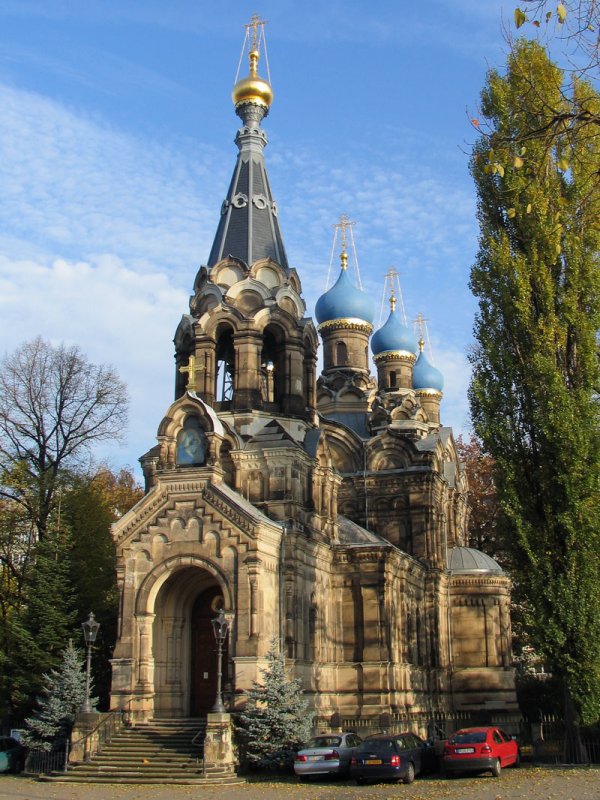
left=365, top=759, right=382, bottom=765
left=456, top=747, right=475, bottom=754
left=308, top=755, right=322, bottom=761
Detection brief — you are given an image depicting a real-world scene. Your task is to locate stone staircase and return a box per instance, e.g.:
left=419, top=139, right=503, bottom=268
left=41, top=718, right=241, bottom=785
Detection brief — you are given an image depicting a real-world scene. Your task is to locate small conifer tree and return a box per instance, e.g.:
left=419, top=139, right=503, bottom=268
left=235, top=642, right=312, bottom=769
left=23, top=641, right=91, bottom=751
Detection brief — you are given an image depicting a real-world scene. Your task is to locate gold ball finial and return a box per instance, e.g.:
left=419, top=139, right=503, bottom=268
left=340, top=249, right=349, bottom=271
left=232, top=17, right=273, bottom=110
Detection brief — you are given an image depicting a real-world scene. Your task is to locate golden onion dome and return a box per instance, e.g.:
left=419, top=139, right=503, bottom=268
left=232, top=49, right=273, bottom=110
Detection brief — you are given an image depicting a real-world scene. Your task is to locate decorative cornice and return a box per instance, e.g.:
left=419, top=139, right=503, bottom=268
left=317, top=318, right=374, bottom=334
left=203, top=485, right=257, bottom=538
left=416, top=388, right=443, bottom=399
left=373, top=350, right=417, bottom=364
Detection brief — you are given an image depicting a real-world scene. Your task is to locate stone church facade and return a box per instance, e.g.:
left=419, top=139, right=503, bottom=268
left=110, top=28, right=517, bottom=728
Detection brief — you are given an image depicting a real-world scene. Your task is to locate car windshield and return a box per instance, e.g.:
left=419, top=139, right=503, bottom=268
left=450, top=731, right=487, bottom=744
left=305, top=736, right=341, bottom=748
left=358, top=739, right=395, bottom=754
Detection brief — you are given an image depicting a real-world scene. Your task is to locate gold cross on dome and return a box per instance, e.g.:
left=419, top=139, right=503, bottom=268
left=334, top=214, right=355, bottom=254
left=179, top=354, right=206, bottom=392
left=385, top=268, right=399, bottom=311
left=246, top=14, right=267, bottom=51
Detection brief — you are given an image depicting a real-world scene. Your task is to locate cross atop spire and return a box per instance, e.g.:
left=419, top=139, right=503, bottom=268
left=246, top=14, right=267, bottom=54
left=415, top=312, right=430, bottom=356
left=378, top=268, right=407, bottom=326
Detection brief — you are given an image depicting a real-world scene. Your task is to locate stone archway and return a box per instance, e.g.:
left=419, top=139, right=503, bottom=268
left=137, top=559, right=232, bottom=718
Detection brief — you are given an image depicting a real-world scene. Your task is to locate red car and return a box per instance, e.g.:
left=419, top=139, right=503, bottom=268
left=442, top=726, right=519, bottom=777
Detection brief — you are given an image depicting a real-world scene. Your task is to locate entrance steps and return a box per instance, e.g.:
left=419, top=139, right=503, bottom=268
left=40, top=717, right=242, bottom=785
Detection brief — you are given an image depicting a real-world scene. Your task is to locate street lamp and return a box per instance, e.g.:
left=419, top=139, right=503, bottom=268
left=211, top=608, right=230, bottom=714
left=80, top=612, right=100, bottom=714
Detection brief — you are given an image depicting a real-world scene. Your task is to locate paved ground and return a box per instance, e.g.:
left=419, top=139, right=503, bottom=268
left=1, top=766, right=600, bottom=800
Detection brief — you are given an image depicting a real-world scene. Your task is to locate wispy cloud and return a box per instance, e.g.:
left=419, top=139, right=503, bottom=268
left=1, top=78, right=476, bottom=473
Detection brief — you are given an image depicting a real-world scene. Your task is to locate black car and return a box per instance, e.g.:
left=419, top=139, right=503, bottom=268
left=0, top=736, right=26, bottom=773
left=350, top=732, right=437, bottom=785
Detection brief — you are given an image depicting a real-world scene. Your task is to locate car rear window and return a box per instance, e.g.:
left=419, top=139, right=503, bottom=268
left=306, top=736, right=341, bottom=748
left=358, top=739, right=395, bottom=755
left=450, top=731, right=487, bottom=744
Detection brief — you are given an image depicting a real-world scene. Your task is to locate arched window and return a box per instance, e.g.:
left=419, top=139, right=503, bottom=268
left=336, top=341, right=348, bottom=366
left=176, top=417, right=207, bottom=466
left=389, top=371, right=397, bottom=388
left=261, top=325, right=286, bottom=409
left=215, top=328, right=235, bottom=402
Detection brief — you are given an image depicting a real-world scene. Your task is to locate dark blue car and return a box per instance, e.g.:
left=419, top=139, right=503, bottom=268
left=350, top=732, right=437, bottom=785
left=0, top=736, right=26, bottom=773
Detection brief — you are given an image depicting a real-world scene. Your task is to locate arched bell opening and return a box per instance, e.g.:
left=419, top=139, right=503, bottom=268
left=261, top=324, right=286, bottom=411
left=215, top=325, right=235, bottom=408
left=151, top=566, right=231, bottom=718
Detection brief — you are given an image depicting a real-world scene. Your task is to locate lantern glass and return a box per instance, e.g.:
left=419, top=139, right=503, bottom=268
left=82, top=612, right=100, bottom=645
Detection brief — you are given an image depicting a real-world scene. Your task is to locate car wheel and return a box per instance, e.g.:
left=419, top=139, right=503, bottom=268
left=491, top=758, right=501, bottom=777
left=514, top=750, right=521, bottom=768
left=403, top=762, right=416, bottom=784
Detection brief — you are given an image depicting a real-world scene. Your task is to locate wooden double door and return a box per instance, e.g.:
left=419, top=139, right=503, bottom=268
left=190, top=587, right=228, bottom=715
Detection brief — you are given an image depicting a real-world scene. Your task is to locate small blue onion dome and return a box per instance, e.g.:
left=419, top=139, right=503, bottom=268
left=315, top=262, right=375, bottom=326
left=413, top=350, right=444, bottom=392
left=371, top=309, right=418, bottom=356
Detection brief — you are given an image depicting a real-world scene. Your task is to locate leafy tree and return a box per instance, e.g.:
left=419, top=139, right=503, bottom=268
left=235, top=643, right=312, bottom=769
left=469, top=38, right=600, bottom=751
left=456, top=434, right=503, bottom=559
left=61, top=467, right=142, bottom=708
left=473, top=3, right=599, bottom=177
left=23, top=641, right=90, bottom=751
left=514, top=2, right=599, bottom=78
left=0, top=336, right=128, bottom=542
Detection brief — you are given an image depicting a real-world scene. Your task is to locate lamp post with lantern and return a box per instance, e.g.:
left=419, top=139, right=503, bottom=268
left=211, top=608, right=230, bottom=714
left=80, top=612, right=100, bottom=714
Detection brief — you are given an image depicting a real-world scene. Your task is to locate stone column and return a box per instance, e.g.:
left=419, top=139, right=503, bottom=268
left=203, top=712, right=237, bottom=776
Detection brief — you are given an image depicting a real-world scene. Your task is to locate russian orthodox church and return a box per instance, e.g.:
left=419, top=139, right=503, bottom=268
left=110, top=20, right=517, bottom=728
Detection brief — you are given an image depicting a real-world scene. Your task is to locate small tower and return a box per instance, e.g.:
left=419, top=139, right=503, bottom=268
left=413, top=316, right=444, bottom=426
left=315, top=218, right=375, bottom=413
left=371, top=270, right=418, bottom=391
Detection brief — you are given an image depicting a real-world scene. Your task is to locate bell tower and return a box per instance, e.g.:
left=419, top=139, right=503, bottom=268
left=173, top=16, right=318, bottom=425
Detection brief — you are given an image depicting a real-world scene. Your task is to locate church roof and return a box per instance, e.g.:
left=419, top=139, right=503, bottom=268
left=246, top=419, right=299, bottom=450
left=413, top=349, right=444, bottom=392
left=371, top=309, right=418, bottom=357
left=315, top=264, right=375, bottom=326
left=207, top=53, right=288, bottom=271
left=337, top=516, right=388, bottom=545
left=448, top=546, right=504, bottom=575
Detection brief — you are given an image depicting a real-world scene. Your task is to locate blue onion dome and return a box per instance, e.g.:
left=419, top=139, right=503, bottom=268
left=413, top=345, right=444, bottom=392
left=315, top=253, right=375, bottom=326
left=371, top=308, right=418, bottom=356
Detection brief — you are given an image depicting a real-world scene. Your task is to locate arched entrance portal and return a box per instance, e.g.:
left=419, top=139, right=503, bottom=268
left=151, top=565, right=230, bottom=718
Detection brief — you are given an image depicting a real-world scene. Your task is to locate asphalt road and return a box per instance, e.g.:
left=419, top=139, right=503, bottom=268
left=1, top=766, right=600, bottom=800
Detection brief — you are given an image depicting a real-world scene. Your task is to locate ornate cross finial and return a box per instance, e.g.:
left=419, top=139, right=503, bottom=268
left=333, top=214, right=355, bottom=268
left=415, top=313, right=428, bottom=352
left=179, top=354, right=206, bottom=392
left=244, top=14, right=267, bottom=75
left=246, top=14, right=266, bottom=51
left=385, top=268, right=399, bottom=311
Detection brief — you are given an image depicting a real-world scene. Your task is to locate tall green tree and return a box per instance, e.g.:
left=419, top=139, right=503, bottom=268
left=61, top=467, right=142, bottom=708
left=469, top=39, right=600, bottom=744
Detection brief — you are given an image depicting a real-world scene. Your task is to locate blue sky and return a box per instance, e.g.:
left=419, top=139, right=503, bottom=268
left=0, top=0, right=514, bottom=476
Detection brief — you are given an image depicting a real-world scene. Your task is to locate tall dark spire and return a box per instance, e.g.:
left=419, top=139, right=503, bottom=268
left=208, top=17, right=289, bottom=271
